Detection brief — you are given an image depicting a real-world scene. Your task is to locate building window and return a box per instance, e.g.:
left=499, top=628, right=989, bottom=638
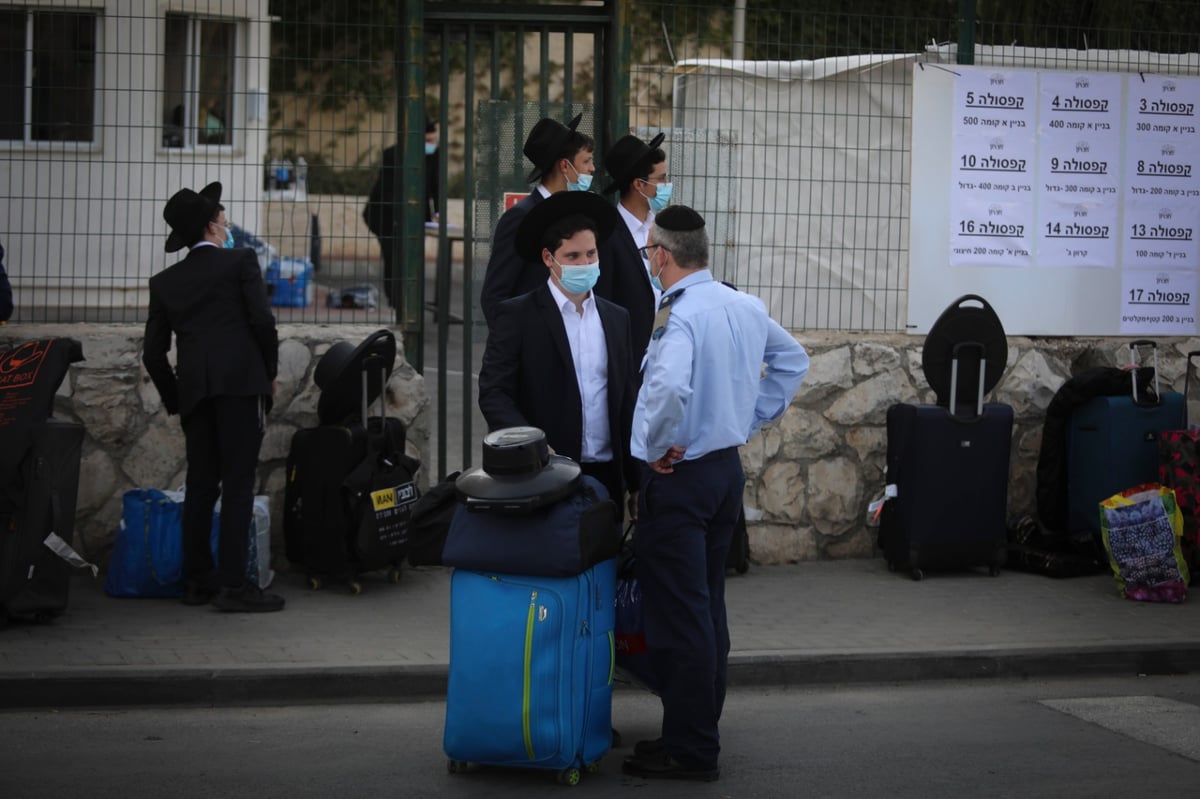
left=0, top=9, right=98, bottom=143
left=162, top=14, right=237, bottom=149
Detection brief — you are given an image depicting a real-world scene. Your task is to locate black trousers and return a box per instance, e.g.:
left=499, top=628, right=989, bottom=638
left=180, top=395, right=264, bottom=589
left=633, top=447, right=744, bottom=770
left=377, top=235, right=401, bottom=309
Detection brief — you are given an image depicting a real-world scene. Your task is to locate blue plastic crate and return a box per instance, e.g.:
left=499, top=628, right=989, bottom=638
left=266, top=257, right=313, bottom=308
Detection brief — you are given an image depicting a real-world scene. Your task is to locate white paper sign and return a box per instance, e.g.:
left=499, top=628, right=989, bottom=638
left=1036, top=72, right=1122, bottom=268
left=1120, top=269, right=1199, bottom=334
left=950, top=68, right=1037, bottom=267
left=1123, top=74, right=1200, bottom=269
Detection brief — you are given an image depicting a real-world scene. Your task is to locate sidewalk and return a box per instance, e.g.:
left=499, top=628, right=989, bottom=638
left=3, top=559, right=1200, bottom=709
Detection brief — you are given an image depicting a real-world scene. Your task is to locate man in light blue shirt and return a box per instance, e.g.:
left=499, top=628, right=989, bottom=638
left=622, top=206, right=808, bottom=783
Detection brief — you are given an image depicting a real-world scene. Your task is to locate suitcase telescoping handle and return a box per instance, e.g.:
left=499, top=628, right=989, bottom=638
left=1128, top=339, right=1160, bottom=406
left=949, top=340, right=986, bottom=418
left=1186, top=350, right=1200, bottom=427
left=361, top=352, right=391, bottom=427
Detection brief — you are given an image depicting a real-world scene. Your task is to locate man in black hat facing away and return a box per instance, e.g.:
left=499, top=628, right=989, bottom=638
left=144, top=181, right=285, bottom=612
left=595, top=132, right=670, bottom=367
left=478, top=191, right=640, bottom=523
left=479, top=113, right=597, bottom=327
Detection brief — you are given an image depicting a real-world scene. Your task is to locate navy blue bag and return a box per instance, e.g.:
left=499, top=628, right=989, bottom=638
left=105, top=489, right=185, bottom=598
left=105, top=490, right=266, bottom=597
left=441, top=475, right=619, bottom=577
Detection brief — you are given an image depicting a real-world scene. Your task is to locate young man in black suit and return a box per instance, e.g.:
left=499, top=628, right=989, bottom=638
left=144, top=181, right=285, bottom=612
left=596, top=132, right=670, bottom=367
left=477, top=191, right=640, bottom=521
left=479, top=113, right=597, bottom=327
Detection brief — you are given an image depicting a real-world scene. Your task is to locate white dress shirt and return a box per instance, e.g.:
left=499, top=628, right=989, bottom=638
left=547, top=278, right=612, bottom=463
left=618, top=202, right=660, bottom=308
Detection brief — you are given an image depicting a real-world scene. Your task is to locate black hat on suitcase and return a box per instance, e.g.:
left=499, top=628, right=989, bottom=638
left=314, top=329, right=397, bottom=425
left=921, top=294, right=1008, bottom=414
left=456, top=427, right=582, bottom=512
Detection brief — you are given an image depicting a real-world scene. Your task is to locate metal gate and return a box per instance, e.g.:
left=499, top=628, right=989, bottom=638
left=408, top=1, right=630, bottom=477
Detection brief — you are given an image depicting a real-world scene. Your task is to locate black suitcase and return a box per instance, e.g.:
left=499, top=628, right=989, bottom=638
left=879, top=343, right=1011, bottom=580
left=284, top=331, right=418, bottom=592
left=1, top=420, right=85, bottom=623
left=285, top=416, right=416, bottom=591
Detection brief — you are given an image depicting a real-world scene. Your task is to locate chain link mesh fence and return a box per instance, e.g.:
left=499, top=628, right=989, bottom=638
left=3, top=1, right=1200, bottom=330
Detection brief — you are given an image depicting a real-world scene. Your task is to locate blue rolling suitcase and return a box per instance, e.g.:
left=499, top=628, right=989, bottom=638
left=879, top=342, right=1012, bottom=580
left=443, top=559, right=616, bottom=785
left=1067, top=341, right=1185, bottom=537
left=441, top=428, right=620, bottom=785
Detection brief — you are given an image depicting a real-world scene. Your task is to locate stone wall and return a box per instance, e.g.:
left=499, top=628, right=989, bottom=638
left=2, top=325, right=429, bottom=572
left=5, top=325, right=1195, bottom=570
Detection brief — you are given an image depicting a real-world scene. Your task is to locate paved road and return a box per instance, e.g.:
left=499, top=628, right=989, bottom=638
left=3, top=676, right=1198, bottom=798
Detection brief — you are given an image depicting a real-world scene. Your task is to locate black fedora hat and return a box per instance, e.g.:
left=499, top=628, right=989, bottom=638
left=514, top=191, right=619, bottom=260
left=523, top=113, right=584, bottom=183
left=314, top=329, right=397, bottom=425
left=601, top=132, right=665, bottom=194
left=163, top=181, right=222, bottom=253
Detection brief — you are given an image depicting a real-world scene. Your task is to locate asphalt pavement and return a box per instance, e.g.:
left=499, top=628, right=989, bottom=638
left=3, top=557, right=1200, bottom=710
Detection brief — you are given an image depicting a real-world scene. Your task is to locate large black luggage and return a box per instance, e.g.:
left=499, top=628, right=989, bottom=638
left=283, top=330, right=419, bottom=592
left=879, top=295, right=1011, bottom=580
left=880, top=397, right=1012, bottom=579
left=1, top=420, right=85, bottom=622
left=0, top=337, right=87, bottom=624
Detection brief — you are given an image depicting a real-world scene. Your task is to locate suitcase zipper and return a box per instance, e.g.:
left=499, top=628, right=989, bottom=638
left=608, top=630, right=615, bottom=685
left=523, top=589, right=537, bottom=760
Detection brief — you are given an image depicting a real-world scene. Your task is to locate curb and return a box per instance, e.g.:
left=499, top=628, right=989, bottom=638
left=5, top=644, right=1200, bottom=710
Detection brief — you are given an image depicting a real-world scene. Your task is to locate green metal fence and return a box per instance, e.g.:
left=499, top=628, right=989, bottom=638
left=626, top=0, right=1200, bottom=332
left=2, top=0, right=1200, bottom=333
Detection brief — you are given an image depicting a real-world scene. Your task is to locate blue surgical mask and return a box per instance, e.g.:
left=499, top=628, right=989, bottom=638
left=556, top=260, right=601, bottom=294
left=223, top=228, right=235, bottom=249
left=648, top=250, right=666, bottom=292
left=424, top=142, right=438, bottom=156
left=641, top=181, right=673, bottom=213
left=566, top=162, right=593, bottom=192
left=649, top=264, right=665, bottom=292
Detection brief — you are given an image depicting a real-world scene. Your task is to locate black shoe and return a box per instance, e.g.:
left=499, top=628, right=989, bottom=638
left=213, top=583, right=285, bottom=613
left=180, top=581, right=218, bottom=606
left=633, top=737, right=664, bottom=757
left=622, top=752, right=719, bottom=782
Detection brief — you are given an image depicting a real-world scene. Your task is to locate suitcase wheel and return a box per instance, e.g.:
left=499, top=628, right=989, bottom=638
left=348, top=579, right=363, bottom=595
left=988, top=564, right=1001, bottom=577
left=556, top=768, right=581, bottom=786
left=447, top=759, right=470, bottom=774
left=584, top=762, right=600, bottom=775
left=308, top=576, right=323, bottom=591
left=387, top=566, right=402, bottom=584
left=910, top=567, right=924, bottom=582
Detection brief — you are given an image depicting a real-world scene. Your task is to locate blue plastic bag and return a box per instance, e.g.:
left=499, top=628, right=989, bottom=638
left=106, top=490, right=269, bottom=597
left=105, top=489, right=185, bottom=598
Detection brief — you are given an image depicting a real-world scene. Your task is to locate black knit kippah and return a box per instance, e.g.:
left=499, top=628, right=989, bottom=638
left=656, top=205, right=705, bottom=231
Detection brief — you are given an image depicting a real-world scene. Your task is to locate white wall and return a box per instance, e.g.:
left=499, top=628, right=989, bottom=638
left=0, top=0, right=272, bottom=314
